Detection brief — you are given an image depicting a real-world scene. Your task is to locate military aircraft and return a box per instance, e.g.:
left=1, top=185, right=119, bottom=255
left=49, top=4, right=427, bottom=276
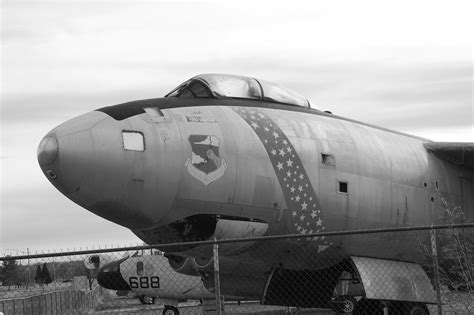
left=88, top=253, right=214, bottom=314
left=37, top=73, right=473, bottom=313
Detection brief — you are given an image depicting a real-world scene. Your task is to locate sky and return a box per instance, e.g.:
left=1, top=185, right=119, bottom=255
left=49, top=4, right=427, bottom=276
left=0, top=1, right=472, bottom=255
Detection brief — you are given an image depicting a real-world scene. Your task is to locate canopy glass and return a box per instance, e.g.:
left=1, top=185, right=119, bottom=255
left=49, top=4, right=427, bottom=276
left=166, top=74, right=310, bottom=108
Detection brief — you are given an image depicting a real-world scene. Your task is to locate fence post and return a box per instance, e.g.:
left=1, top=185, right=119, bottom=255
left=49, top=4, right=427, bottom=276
left=54, top=291, right=58, bottom=315
left=213, top=237, right=222, bottom=315
left=430, top=228, right=443, bottom=315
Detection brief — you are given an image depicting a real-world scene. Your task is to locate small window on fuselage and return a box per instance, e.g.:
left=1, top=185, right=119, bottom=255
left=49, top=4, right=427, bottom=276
left=137, top=261, right=144, bottom=276
left=321, top=153, right=335, bottom=166
left=338, top=181, right=348, bottom=193
left=122, top=131, right=145, bottom=151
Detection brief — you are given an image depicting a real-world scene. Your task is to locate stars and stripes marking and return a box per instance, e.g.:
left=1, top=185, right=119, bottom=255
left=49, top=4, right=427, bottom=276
left=233, top=107, right=331, bottom=245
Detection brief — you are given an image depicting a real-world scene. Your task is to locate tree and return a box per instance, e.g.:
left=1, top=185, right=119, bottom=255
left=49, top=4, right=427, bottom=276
left=42, top=263, right=52, bottom=285
left=35, top=265, right=43, bottom=285
left=417, top=188, right=474, bottom=313
left=0, top=258, right=21, bottom=286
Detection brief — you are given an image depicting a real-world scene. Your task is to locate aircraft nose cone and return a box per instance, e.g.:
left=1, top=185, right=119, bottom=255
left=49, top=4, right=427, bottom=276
left=37, top=136, right=59, bottom=167
left=97, top=260, right=131, bottom=290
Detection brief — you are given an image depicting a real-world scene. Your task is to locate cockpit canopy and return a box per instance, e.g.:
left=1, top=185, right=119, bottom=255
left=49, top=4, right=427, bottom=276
left=165, top=73, right=311, bottom=108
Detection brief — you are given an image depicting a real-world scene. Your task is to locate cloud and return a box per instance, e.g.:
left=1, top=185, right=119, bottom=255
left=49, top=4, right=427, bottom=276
left=1, top=185, right=141, bottom=253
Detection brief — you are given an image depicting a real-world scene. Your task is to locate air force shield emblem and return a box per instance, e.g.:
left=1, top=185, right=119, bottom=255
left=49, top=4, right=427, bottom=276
left=185, top=135, right=227, bottom=185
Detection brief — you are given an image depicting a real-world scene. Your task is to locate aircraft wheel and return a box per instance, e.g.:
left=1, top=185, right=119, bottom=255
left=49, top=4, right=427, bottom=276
left=163, top=305, right=179, bottom=315
left=330, top=296, right=357, bottom=313
left=138, top=295, right=156, bottom=305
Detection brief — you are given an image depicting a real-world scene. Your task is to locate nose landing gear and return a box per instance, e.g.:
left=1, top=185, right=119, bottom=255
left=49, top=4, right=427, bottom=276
left=163, top=305, right=179, bottom=315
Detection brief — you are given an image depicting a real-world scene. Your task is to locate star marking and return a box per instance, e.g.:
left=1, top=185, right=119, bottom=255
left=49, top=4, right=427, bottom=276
left=233, top=108, right=328, bottom=238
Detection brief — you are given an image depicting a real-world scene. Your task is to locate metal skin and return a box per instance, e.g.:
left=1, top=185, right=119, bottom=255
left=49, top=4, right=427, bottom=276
left=97, top=255, right=213, bottom=301
left=37, top=74, right=474, bottom=306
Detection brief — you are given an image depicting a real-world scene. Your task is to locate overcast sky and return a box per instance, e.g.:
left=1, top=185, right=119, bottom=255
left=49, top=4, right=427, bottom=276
left=1, top=1, right=472, bottom=255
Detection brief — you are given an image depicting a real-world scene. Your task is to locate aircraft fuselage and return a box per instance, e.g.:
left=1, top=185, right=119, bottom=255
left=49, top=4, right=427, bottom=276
left=38, top=96, right=472, bottom=266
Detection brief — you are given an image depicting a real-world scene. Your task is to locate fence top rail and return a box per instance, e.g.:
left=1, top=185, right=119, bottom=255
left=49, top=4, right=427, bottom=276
left=1, top=223, right=473, bottom=261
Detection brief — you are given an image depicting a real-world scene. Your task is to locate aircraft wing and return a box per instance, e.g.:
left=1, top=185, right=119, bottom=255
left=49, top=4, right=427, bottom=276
left=424, top=142, right=474, bottom=169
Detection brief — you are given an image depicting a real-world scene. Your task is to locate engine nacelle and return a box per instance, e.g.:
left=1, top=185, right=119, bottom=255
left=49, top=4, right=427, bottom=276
left=167, top=255, right=213, bottom=278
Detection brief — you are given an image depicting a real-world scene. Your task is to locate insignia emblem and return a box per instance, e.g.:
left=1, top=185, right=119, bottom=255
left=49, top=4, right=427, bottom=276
left=185, top=135, right=227, bottom=185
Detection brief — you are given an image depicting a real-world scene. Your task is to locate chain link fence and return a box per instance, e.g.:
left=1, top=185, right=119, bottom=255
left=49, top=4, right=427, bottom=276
left=1, top=224, right=472, bottom=315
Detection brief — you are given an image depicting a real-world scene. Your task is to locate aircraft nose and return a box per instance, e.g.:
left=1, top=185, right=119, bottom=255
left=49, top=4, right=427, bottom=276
left=37, top=111, right=109, bottom=192
left=97, top=270, right=131, bottom=291
left=97, top=260, right=131, bottom=290
left=37, top=136, right=59, bottom=167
